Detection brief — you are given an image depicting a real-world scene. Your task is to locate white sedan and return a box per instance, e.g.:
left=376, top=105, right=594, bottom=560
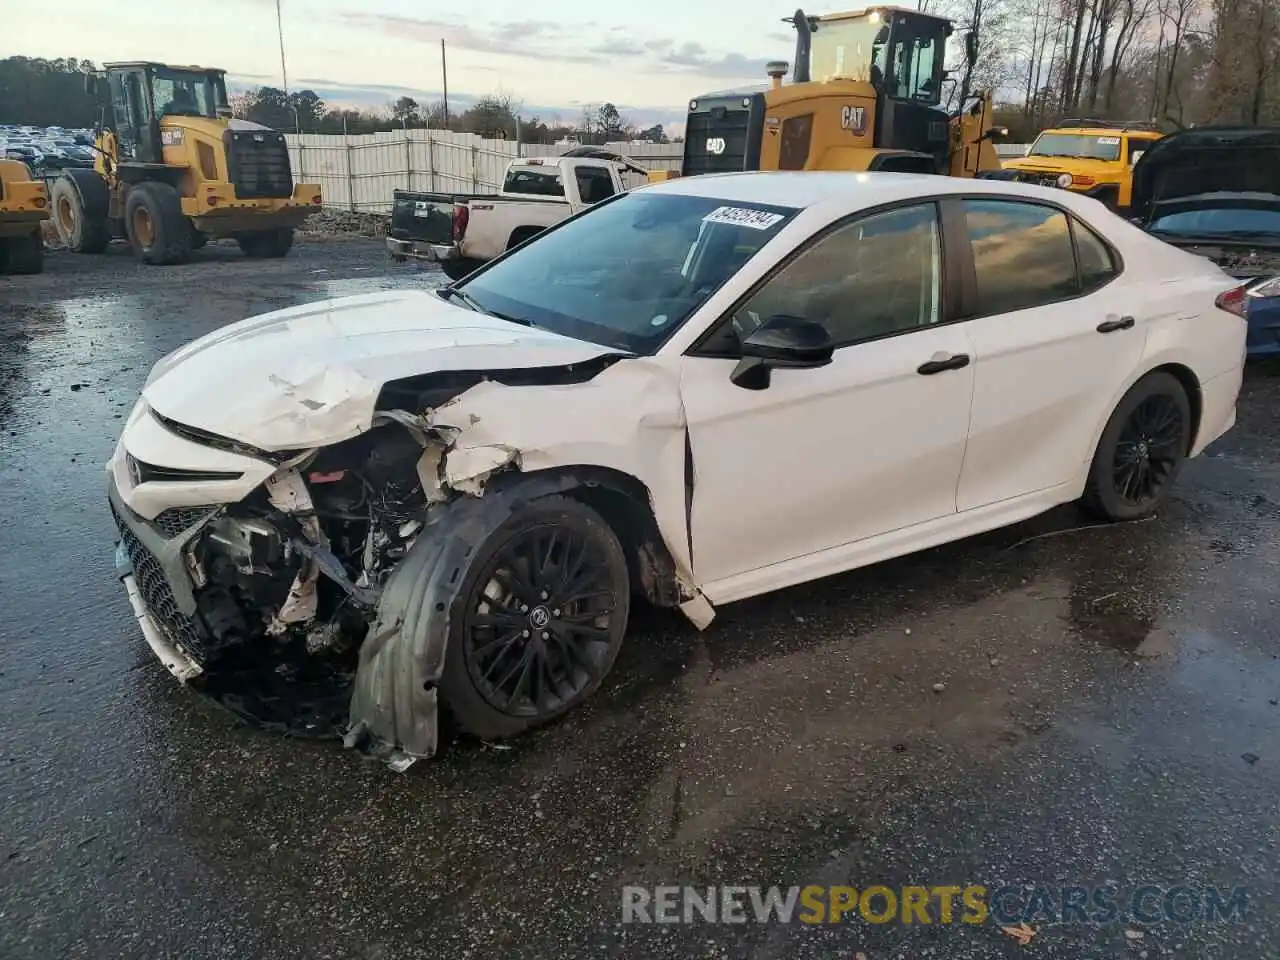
left=107, top=171, right=1246, bottom=769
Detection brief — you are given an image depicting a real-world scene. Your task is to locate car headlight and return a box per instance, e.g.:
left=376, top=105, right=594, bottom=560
left=1247, top=276, right=1280, bottom=298
left=1056, top=173, right=1073, bottom=189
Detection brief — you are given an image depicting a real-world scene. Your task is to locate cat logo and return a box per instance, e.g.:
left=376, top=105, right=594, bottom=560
left=705, top=137, right=727, bottom=155
left=841, top=105, right=867, bottom=134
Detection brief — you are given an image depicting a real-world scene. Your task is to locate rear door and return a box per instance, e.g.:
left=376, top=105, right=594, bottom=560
left=952, top=198, right=1144, bottom=512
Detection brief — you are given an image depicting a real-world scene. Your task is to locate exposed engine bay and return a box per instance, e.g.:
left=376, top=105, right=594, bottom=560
left=175, top=420, right=437, bottom=737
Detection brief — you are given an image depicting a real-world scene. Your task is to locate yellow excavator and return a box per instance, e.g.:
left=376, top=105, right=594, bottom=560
left=52, top=61, right=322, bottom=265
left=0, top=158, right=49, bottom=274
left=665, top=5, right=1005, bottom=180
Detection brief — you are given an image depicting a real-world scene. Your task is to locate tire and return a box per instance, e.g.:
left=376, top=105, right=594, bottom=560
left=51, top=175, right=109, bottom=254
left=438, top=494, right=631, bottom=741
left=1081, top=371, right=1192, bottom=521
left=440, top=257, right=483, bottom=282
left=189, top=225, right=209, bottom=249
left=124, top=182, right=192, bottom=265
left=3, top=232, right=44, bottom=274
left=237, top=227, right=294, bottom=258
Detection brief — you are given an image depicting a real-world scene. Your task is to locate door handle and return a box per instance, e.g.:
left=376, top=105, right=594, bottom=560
left=917, top=353, right=971, bottom=375
left=1096, top=315, right=1135, bottom=333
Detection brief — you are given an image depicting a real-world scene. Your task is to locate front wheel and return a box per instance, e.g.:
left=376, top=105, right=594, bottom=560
left=1081, top=371, right=1192, bottom=521
left=124, top=181, right=192, bottom=265
left=439, top=495, right=631, bottom=741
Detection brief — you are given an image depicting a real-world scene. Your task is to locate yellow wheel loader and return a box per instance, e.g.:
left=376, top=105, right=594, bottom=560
left=665, top=6, right=1006, bottom=181
left=52, top=62, right=322, bottom=265
left=0, top=158, right=49, bottom=275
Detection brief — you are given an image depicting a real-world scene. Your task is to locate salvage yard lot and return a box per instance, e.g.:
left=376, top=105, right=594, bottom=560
left=3, top=238, right=1280, bottom=959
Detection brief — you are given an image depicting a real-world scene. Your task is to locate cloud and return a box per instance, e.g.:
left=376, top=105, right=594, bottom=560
left=340, top=14, right=599, bottom=63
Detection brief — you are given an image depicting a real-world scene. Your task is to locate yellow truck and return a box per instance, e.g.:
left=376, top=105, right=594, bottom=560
left=995, top=119, right=1165, bottom=212
left=0, top=157, right=49, bottom=274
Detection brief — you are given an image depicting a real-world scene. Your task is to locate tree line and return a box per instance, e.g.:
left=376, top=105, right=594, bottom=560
left=936, top=0, right=1280, bottom=140
left=0, top=56, right=672, bottom=144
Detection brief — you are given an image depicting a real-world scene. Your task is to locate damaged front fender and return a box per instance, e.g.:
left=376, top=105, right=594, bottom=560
left=343, top=471, right=596, bottom=768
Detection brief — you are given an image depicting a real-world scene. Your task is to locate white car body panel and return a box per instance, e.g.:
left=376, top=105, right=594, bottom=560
left=114, top=171, right=1247, bottom=626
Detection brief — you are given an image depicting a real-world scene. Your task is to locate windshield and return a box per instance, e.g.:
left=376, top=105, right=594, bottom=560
left=151, top=69, right=226, bottom=119
left=1149, top=206, right=1280, bottom=238
left=1029, top=133, right=1122, bottom=161
left=456, top=192, right=799, bottom=353
left=809, top=15, right=887, bottom=82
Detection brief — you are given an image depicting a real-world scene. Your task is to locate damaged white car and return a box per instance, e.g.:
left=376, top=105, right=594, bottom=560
left=109, top=172, right=1246, bottom=769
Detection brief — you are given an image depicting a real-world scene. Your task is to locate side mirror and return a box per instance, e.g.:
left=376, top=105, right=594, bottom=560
left=730, top=314, right=834, bottom=390
left=964, top=31, right=979, bottom=66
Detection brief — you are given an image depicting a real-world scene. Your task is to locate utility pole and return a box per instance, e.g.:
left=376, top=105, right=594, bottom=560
left=441, top=38, right=450, bottom=127
left=276, top=0, right=289, bottom=95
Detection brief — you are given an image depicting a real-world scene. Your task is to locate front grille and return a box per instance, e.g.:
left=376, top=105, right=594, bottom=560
left=683, top=93, right=765, bottom=177
left=225, top=129, right=294, bottom=200
left=152, top=507, right=219, bottom=539
left=1016, top=171, right=1064, bottom=188
left=112, top=503, right=207, bottom=661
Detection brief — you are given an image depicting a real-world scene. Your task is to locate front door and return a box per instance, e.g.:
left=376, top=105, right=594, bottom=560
left=681, top=201, right=976, bottom=588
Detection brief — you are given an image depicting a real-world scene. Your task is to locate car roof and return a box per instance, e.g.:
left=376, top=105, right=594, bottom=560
left=639, top=170, right=1113, bottom=216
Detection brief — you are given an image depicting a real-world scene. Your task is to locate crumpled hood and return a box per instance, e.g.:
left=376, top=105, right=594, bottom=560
left=142, top=290, right=621, bottom=451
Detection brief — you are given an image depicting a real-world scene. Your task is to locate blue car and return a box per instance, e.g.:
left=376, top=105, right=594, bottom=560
left=1131, top=127, right=1280, bottom=357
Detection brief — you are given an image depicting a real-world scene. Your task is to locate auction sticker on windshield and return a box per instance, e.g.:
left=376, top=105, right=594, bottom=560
left=1097, top=137, right=1120, bottom=145
left=703, top=206, right=786, bottom=230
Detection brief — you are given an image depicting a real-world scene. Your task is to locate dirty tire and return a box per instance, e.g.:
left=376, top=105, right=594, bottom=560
left=237, top=227, right=294, bottom=258
left=439, top=495, right=631, bottom=741
left=124, top=182, right=192, bottom=265
left=3, top=232, right=44, bottom=274
left=1081, top=371, right=1192, bottom=522
left=440, top=257, right=483, bottom=282
left=51, top=175, right=109, bottom=254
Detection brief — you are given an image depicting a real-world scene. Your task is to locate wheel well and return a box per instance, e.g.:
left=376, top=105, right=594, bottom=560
left=507, top=226, right=543, bottom=250
left=1149, top=362, right=1203, bottom=449
left=512, top=465, right=683, bottom=607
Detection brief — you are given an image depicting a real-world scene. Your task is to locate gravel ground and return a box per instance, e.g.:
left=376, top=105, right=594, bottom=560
left=1, top=238, right=1279, bottom=959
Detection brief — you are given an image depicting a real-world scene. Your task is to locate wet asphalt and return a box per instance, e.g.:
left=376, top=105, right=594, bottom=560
left=1, top=238, right=1279, bottom=960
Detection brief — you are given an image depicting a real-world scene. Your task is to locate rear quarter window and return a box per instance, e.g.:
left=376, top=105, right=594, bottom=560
left=503, top=168, right=565, bottom=197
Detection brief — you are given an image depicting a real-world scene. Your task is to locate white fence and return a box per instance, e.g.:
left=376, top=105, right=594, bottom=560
left=284, top=130, right=683, bottom=214
left=283, top=130, right=1031, bottom=214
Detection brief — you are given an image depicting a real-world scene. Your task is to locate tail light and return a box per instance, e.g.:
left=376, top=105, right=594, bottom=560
left=1215, top=285, right=1247, bottom=317
left=451, top=204, right=469, bottom=242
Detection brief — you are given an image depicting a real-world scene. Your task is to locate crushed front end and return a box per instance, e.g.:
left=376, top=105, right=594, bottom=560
left=107, top=398, right=442, bottom=755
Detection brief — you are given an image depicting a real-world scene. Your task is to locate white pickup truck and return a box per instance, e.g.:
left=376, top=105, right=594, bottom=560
left=386, top=150, right=647, bottom=280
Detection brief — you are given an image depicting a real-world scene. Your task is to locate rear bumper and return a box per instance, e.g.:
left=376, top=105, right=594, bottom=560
left=386, top=236, right=458, bottom=262
left=183, top=182, right=323, bottom=229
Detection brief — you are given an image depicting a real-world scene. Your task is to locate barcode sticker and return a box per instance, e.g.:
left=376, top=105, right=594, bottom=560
left=1097, top=136, right=1120, bottom=145
left=703, top=206, right=785, bottom=230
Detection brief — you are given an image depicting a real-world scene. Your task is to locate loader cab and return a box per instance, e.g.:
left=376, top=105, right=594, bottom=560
left=99, top=63, right=230, bottom=165
left=800, top=7, right=952, bottom=161
left=682, top=6, right=955, bottom=177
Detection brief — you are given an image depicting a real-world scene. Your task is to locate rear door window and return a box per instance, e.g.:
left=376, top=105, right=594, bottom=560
left=961, top=200, right=1079, bottom=315
left=574, top=166, right=617, bottom=204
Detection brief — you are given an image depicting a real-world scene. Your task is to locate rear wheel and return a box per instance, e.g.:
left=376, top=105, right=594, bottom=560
left=51, top=175, right=109, bottom=253
left=1081, top=372, right=1192, bottom=521
left=439, top=495, right=630, bottom=741
left=3, top=231, right=44, bottom=274
left=124, top=182, right=192, bottom=265
left=440, top=257, right=483, bottom=282
left=237, top=227, right=294, bottom=258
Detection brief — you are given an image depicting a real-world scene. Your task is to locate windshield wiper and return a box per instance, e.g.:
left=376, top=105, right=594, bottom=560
left=437, top=286, right=536, bottom=326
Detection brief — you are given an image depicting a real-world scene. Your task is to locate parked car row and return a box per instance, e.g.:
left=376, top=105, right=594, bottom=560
left=1, top=123, right=97, bottom=172
left=109, top=157, right=1251, bottom=771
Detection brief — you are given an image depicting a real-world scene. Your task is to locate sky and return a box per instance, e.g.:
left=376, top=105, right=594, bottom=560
left=4, top=0, right=808, bottom=130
